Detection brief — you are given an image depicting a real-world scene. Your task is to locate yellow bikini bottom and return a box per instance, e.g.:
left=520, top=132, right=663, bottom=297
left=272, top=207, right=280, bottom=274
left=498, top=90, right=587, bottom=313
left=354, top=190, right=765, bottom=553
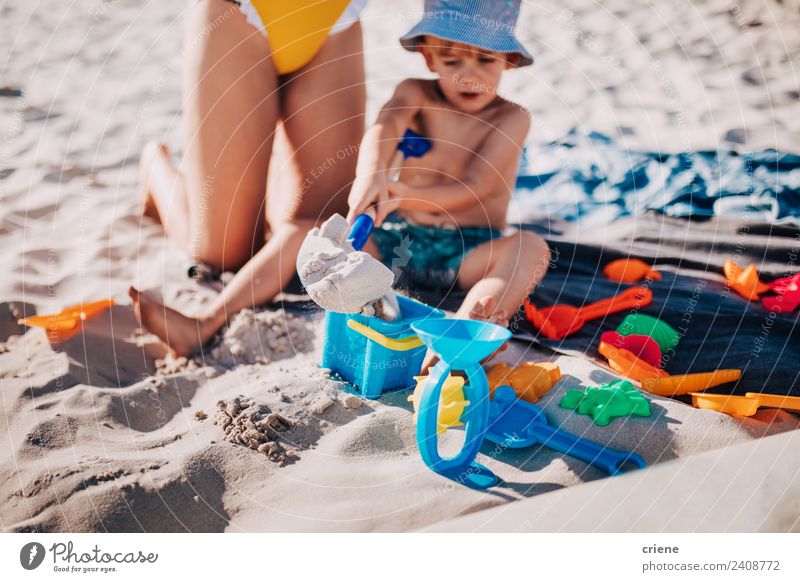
left=249, top=0, right=351, bottom=74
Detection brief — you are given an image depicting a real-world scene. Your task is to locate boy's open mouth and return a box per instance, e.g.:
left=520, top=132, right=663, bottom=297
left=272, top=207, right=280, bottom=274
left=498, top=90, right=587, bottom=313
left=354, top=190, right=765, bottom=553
left=459, top=92, right=480, bottom=99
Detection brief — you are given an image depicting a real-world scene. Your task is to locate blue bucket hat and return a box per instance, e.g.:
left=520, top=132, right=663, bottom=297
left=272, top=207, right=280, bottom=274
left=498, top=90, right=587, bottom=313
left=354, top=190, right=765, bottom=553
left=400, top=0, right=533, bottom=67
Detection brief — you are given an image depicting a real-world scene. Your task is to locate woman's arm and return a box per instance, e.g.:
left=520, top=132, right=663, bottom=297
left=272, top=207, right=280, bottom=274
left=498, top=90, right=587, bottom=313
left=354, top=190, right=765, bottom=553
left=391, top=106, right=530, bottom=214
left=346, top=79, right=425, bottom=224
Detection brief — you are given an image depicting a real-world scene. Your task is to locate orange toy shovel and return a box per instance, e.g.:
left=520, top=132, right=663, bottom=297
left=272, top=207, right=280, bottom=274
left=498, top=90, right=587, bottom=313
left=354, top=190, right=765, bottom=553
left=525, top=286, right=653, bottom=340
left=598, top=340, right=668, bottom=382
left=18, top=298, right=116, bottom=331
left=691, top=392, right=800, bottom=417
left=641, top=369, right=742, bottom=397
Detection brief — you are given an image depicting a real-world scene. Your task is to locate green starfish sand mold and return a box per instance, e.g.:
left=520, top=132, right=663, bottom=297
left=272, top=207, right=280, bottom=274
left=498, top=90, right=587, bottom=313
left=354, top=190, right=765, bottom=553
left=559, top=380, right=652, bottom=426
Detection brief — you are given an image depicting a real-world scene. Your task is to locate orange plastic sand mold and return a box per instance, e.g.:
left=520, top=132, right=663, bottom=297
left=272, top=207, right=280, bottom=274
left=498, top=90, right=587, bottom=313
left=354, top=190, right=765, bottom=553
left=598, top=341, right=668, bottom=382
left=641, top=369, right=742, bottom=397
left=691, top=392, right=800, bottom=417
left=603, top=258, right=662, bottom=283
left=524, top=286, right=653, bottom=340
left=723, top=259, right=769, bottom=301
left=486, top=361, right=561, bottom=403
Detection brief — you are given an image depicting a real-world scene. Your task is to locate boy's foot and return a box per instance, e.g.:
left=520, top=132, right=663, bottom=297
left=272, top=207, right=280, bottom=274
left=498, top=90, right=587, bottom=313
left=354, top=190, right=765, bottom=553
left=468, top=296, right=509, bottom=329
left=420, top=296, right=510, bottom=374
left=128, top=286, right=218, bottom=357
left=139, top=141, right=170, bottom=224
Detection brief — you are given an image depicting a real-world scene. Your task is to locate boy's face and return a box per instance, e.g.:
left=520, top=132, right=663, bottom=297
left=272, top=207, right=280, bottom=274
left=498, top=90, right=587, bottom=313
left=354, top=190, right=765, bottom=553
left=419, top=36, right=518, bottom=113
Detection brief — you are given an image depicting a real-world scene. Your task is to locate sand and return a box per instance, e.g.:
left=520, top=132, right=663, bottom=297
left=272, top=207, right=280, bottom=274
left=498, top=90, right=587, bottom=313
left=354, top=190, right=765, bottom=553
left=1, top=0, right=800, bottom=532
left=296, top=214, right=395, bottom=315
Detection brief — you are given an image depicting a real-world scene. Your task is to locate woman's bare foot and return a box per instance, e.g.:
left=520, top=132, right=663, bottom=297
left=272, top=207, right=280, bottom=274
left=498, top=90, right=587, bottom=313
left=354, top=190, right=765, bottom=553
left=128, top=286, right=220, bottom=357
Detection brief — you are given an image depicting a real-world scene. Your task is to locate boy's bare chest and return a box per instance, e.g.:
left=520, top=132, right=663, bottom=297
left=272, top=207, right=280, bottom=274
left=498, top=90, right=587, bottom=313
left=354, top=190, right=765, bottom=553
left=408, top=110, right=494, bottom=175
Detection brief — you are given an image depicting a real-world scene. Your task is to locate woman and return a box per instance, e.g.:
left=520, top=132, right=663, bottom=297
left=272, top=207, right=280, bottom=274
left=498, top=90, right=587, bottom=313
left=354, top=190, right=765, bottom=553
left=130, top=0, right=367, bottom=356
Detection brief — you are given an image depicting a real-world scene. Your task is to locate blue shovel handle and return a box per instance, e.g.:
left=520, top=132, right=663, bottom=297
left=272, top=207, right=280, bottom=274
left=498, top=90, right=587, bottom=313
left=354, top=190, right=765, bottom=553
left=347, top=213, right=374, bottom=251
left=526, top=424, right=647, bottom=475
left=397, top=128, right=432, bottom=159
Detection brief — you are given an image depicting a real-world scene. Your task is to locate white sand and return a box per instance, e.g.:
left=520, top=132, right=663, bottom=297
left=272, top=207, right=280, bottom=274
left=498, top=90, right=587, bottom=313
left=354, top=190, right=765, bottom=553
left=297, top=214, right=395, bottom=314
left=1, top=0, right=799, bottom=532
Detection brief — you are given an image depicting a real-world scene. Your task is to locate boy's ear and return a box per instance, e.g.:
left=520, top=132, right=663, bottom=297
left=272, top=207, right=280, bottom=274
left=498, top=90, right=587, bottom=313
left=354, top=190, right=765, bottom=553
left=504, top=53, right=521, bottom=69
left=417, top=41, right=437, bottom=73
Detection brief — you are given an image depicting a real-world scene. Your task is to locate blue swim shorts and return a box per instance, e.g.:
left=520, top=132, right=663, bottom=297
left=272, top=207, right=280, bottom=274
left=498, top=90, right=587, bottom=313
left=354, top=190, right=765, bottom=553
left=371, top=216, right=502, bottom=290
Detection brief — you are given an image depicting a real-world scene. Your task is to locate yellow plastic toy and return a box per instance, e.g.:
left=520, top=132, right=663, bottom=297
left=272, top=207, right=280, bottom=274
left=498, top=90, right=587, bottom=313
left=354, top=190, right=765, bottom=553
left=251, top=0, right=350, bottom=74
left=723, top=259, right=770, bottom=301
left=691, top=392, right=800, bottom=417
left=486, top=362, right=561, bottom=403
left=409, top=375, right=470, bottom=433
left=641, top=369, right=742, bottom=397
left=346, top=319, right=423, bottom=351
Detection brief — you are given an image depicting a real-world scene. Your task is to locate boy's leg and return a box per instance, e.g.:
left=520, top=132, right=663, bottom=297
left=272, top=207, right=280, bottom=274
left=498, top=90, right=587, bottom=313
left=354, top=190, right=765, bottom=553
left=456, top=231, right=550, bottom=324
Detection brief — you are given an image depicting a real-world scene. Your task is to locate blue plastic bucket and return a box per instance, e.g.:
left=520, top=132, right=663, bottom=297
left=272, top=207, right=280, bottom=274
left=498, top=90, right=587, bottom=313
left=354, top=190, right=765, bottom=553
left=321, top=296, right=445, bottom=398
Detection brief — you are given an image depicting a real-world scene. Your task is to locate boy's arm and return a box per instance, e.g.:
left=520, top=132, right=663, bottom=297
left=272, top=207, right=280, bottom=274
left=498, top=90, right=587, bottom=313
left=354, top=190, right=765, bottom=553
left=391, top=106, right=530, bottom=213
left=346, top=80, right=425, bottom=224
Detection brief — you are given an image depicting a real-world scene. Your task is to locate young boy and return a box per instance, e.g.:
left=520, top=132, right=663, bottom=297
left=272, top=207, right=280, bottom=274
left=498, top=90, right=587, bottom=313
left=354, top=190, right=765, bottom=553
left=347, top=0, right=549, bottom=329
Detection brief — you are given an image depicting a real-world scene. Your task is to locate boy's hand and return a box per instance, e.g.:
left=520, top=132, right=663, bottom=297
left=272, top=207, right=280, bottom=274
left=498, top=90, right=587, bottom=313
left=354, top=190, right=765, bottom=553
left=375, top=180, right=411, bottom=225
left=347, top=175, right=388, bottom=224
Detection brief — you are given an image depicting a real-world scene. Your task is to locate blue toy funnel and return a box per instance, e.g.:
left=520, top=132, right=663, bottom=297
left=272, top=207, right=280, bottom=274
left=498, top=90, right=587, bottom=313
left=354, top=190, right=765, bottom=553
left=411, top=319, right=511, bottom=365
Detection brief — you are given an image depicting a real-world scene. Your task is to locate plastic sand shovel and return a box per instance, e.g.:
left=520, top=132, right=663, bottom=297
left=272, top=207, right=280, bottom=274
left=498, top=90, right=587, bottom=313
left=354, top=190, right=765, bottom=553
left=347, top=213, right=374, bottom=250
left=616, top=313, right=680, bottom=353
left=724, top=259, right=770, bottom=301
left=600, top=330, right=662, bottom=367
left=19, top=297, right=116, bottom=331
left=559, top=380, right=652, bottom=426
left=411, top=318, right=511, bottom=489
left=486, top=385, right=646, bottom=475
left=691, top=392, right=800, bottom=417
left=598, top=341, right=668, bottom=382
left=603, top=258, right=662, bottom=283
left=486, top=361, right=561, bottom=403
left=641, top=369, right=742, bottom=397
left=525, top=286, right=652, bottom=340
left=389, top=129, right=432, bottom=181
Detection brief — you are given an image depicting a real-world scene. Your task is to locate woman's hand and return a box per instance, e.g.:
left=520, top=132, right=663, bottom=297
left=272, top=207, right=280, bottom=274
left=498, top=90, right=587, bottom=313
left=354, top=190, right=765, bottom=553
left=347, top=174, right=388, bottom=224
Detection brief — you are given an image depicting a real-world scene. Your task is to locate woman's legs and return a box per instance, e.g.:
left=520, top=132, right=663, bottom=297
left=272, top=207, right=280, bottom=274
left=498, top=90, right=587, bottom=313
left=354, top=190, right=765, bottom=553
left=141, top=0, right=279, bottom=270
left=132, top=18, right=367, bottom=357
left=268, top=23, right=366, bottom=224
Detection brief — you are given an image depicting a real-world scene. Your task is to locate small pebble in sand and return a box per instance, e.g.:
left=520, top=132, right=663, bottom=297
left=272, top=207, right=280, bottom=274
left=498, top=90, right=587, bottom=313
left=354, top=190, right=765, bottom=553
left=194, top=410, right=207, bottom=421
left=341, top=394, right=363, bottom=410
left=311, top=396, right=335, bottom=415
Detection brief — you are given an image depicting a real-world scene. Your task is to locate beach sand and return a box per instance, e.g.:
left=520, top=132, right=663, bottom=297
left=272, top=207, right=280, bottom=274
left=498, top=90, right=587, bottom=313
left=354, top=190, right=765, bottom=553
left=1, top=0, right=799, bottom=532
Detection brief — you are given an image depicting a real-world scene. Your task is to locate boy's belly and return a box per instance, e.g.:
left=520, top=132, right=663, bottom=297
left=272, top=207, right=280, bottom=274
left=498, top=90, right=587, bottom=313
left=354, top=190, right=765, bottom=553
left=397, top=165, right=510, bottom=229
left=398, top=204, right=508, bottom=230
